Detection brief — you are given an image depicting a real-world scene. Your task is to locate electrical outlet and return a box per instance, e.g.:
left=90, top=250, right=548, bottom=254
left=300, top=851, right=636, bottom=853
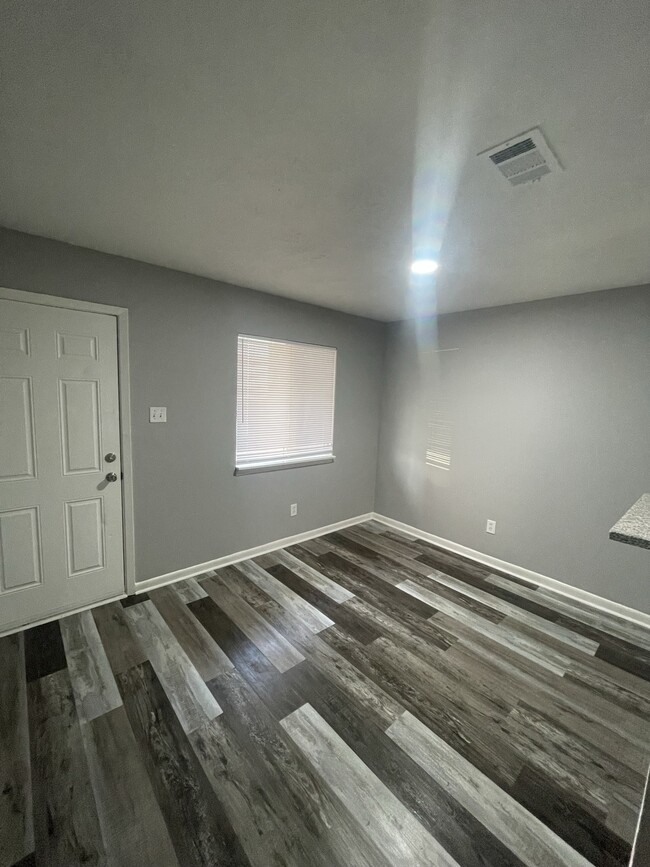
left=149, top=406, right=167, bottom=423
left=290, top=503, right=298, bottom=517
left=486, top=519, right=496, bottom=535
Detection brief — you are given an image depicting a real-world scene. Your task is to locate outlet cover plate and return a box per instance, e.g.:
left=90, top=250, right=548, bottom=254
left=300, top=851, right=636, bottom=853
left=150, top=406, right=167, bottom=423
left=486, top=519, right=496, bottom=535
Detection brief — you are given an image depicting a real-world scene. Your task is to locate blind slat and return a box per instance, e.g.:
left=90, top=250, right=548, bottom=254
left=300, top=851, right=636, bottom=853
left=236, top=335, right=337, bottom=467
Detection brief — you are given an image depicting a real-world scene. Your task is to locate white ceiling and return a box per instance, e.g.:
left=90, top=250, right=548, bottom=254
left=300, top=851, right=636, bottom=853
left=1, top=0, right=649, bottom=320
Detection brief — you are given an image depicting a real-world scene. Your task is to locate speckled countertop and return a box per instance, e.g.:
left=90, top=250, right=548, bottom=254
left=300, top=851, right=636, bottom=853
left=609, top=494, right=650, bottom=550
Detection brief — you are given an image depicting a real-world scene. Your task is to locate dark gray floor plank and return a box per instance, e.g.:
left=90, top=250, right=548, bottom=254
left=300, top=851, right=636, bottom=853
left=80, top=706, right=179, bottom=867
left=24, top=621, right=66, bottom=682
left=512, top=765, right=632, bottom=867
left=0, top=634, right=33, bottom=867
left=28, top=670, right=106, bottom=866
left=117, top=661, right=250, bottom=867
left=91, top=601, right=148, bottom=675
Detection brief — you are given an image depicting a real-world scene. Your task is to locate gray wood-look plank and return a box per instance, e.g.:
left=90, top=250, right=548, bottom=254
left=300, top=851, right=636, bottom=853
left=428, top=570, right=600, bottom=654
left=92, top=601, right=148, bottom=675
left=387, top=710, right=593, bottom=867
left=80, top=706, right=179, bottom=867
left=28, top=670, right=107, bottom=866
left=172, top=577, right=208, bottom=604
left=234, top=558, right=335, bottom=633
left=281, top=702, right=462, bottom=867
left=149, top=584, right=234, bottom=680
left=0, top=633, right=34, bottom=867
left=125, top=600, right=222, bottom=733
left=398, top=578, right=573, bottom=675
left=274, top=549, right=354, bottom=602
left=201, top=572, right=305, bottom=673
left=487, top=573, right=650, bottom=651
left=60, top=611, right=122, bottom=722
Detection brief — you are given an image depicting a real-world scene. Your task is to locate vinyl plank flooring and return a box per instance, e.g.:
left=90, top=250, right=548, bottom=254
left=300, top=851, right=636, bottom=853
left=201, top=572, right=305, bottom=673
left=273, top=549, right=354, bottom=603
left=24, top=620, right=67, bottom=682
left=3, top=522, right=647, bottom=867
left=502, top=703, right=643, bottom=842
left=0, top=634, right=33, bottom=867
left=399, top=578, right=573, bottom=675
left=80, top=706, right=179, bottom=867
left=91, top=602, right=148, bottom=675
left=149, top=584, right=234, bottom=680
left=387, top=710, right=593, bottom=867
left=124, top=601, right=222, bottom=733
left=285, top=660, right=528, bottom=867
left=264, top=561, right=382, bottom=644
left=233, top=559, right=334, bottom=633
left=282, top=703, right=462, bottom=867
left=190, top=714, right=324, bottom=867
left=28, top=670, right=106, bottom=866
left=189, top=595, right=306, bottom=720
left=428, top=571, right=599, bottom=654
left=488, top=574, right=650, bottom=651
left=208, top=669, right=394, bottom=867
left=512, top=765, right=632, bottom=867
left=117, top=662, right=250, bottom=867
left=60, top=611, right=122, bottom=723
left=172, top=577, right=208, bottom=604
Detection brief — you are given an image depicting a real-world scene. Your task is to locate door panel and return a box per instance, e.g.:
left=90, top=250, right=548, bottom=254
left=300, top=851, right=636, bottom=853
left=58, top=379, right=102, bottom=474
left=0, top=506, right=43, bottom=590
left=0, top=377, right=36, bottom=480
left=0, top=298, right=125, bottom=632
left=64, top=498, right=105, bottom=576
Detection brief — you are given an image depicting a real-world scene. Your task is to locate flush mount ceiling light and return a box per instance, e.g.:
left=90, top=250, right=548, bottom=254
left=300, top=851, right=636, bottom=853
left=411, top=259, right=439, bottom=275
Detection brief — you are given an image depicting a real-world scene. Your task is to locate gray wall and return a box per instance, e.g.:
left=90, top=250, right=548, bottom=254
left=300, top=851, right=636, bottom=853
left=0, top=228, right=385, bottom=583
left=375, top=286, right=650, bottom=614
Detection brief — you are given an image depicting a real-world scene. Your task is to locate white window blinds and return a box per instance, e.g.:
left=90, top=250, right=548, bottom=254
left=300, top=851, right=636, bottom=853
left=236, top=334, right=337, bottom=472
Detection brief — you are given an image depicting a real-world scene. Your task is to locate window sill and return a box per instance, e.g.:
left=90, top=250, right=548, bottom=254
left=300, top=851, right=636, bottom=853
left=234, top=455, right=335, bottom=476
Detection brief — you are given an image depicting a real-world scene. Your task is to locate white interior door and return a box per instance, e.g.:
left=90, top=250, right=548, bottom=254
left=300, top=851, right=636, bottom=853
left=0, top=297, right=125, bottom=633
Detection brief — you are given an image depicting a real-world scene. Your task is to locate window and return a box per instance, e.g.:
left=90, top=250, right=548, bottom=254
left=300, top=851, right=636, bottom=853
left=235, top=334, right=337, bottom=474
left=425, top=348, right=457, bottom=471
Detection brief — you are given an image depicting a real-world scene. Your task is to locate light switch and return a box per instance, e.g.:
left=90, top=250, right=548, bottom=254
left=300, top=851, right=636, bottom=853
left=150, top=406, right=167, bottom=423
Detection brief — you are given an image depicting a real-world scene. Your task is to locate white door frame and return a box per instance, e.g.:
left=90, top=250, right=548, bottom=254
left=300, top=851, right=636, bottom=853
left=0, top=285, right=137, bottom=600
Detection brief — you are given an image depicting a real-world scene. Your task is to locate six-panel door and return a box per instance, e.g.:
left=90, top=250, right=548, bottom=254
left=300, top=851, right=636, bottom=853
left=0, top=298, right=125, bottom=633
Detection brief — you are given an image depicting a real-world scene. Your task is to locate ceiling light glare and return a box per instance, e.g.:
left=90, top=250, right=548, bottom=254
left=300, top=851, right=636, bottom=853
left=410, top=259, right=439, bottom=275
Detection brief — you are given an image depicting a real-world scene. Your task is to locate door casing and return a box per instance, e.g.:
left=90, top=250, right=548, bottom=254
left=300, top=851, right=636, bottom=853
left=0, top=285, right=136, bottom=635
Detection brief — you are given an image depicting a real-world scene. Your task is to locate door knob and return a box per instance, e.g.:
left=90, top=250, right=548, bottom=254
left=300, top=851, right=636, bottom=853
left=105, top=472, right=118, bottom=482
left=105, top=452, right=117, bottom=463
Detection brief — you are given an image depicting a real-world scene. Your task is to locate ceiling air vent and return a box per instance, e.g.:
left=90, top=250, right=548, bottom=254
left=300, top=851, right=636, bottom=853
left=479, top=127, right=562, bottom=186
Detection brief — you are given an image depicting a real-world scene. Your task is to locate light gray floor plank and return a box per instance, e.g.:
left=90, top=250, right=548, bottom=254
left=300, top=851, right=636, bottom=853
left=387, top=710, right=593, bottom=867
left=487, top=574, right=650, bottom=651
left=81, top=706, right=179, bottom=867
left=149, top=584, right=234, bottom=680
left=172, top=577, right=208, bottom=604
left=0, top=633, right=33, bottom=867
left=274, top=549, right=354, bottom=603
left=428, top=571, right=599, bottom=654
left=60, top=611, right=122, bottom=722
left=201, top=573, right=305, bottom=673
left=125, top=600, right=222, bottom=733
left=235, top=559, right=335, bottom=632
left=398, top=578, right=572, bottom=675
left=281, top=703, right=461, bottom=867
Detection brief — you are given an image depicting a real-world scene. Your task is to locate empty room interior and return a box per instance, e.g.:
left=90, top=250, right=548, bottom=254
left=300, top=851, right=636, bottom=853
left=1, top=2, right=650, bottom=866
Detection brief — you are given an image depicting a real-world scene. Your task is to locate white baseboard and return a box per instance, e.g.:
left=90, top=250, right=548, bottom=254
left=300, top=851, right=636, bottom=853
left=135, top=512, right=374, bottom=594
left=372, top=512, right=650, bottom=631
